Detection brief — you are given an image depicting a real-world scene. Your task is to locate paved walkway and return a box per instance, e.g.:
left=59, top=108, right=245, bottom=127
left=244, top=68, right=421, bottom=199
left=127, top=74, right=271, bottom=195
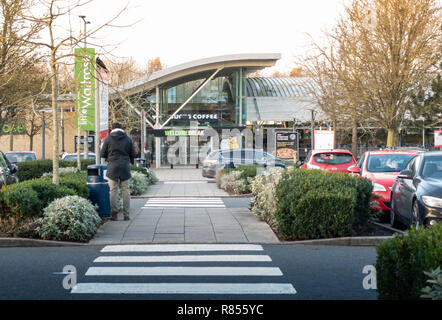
left=88, top=168, right=279, bottom=245
left=89, top=198, right=279, bottom=244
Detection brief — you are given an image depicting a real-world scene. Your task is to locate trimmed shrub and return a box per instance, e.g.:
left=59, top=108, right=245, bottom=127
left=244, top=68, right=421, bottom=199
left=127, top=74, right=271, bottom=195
left=250, top=166, right=290, bottom=226
left=36, top=195, right=101, bottom=242
left=129, top=171, right=149, bottom=195
left=41, top=167, right=79, bottom=177
left=219, top=170, right=250, bottom=194
left=273, top=169, right=373, bottom=239
left=277, top=191, right=355, bottom=240
left=421, top=267, right=442, bottom=300
left=376, top=224, right=442, bottom=300
left=17, top=159, right=94, bottom=181
left=0, top=179, right=77, bottom=221
left=130, top=165, right=158, bottom=185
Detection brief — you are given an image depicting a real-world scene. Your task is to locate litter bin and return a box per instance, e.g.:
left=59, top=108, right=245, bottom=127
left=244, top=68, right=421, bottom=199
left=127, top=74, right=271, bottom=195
left=87, top=164, right=111, bottom=218
left=134, top=158, right=146, bottom=168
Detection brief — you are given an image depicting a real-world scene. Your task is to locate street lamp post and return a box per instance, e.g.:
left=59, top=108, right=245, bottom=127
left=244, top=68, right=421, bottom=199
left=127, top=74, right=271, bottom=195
left=79, top=15, right=90, bottom=159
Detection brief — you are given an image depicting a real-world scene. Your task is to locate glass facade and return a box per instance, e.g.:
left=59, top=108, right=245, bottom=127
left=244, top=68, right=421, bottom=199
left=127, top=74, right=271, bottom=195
left=134, top=68, right=248, bottom=167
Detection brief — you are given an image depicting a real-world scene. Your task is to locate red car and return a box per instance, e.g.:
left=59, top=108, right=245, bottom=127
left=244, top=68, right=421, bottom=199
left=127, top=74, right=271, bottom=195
left=300, top=149, right=357, bottom=173
left=348, top=149, right=422, bottom=215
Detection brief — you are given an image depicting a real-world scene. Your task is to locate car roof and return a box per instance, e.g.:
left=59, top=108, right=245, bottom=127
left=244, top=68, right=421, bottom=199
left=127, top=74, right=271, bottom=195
left=312, top=149, right=353, bottom=154
left=367, top=149, right=421, bottom=155
left=5, top=151, right=36, bottom=154
left=423, top=151, right=442, bottom=157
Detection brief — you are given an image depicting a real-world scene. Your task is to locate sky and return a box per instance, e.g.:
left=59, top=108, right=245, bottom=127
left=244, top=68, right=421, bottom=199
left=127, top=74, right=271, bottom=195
left=70, top=0, right=349, bottom=74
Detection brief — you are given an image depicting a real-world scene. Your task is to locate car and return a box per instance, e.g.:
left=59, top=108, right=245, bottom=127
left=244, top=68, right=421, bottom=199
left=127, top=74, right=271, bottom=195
left=202, top=148, right=286, bottom=178
left=299, top=149, right=357, bottom=173
left=61, top=153, right=96, bottom=161
left=390, top=151, right=442, bottom=229
left=0, top=151, right=19, bottom=188
left=348, top=149, right=422, bottom=216
left=5, top=151, right=37, bottom=164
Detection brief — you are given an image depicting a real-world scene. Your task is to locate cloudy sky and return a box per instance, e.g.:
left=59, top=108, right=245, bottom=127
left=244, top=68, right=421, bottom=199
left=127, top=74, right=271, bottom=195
left=70, top=0, right=349, bottom=74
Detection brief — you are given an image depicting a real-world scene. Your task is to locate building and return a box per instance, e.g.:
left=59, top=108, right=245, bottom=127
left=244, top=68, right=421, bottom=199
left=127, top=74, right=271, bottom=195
left=114, top=53, right=324, bottom=167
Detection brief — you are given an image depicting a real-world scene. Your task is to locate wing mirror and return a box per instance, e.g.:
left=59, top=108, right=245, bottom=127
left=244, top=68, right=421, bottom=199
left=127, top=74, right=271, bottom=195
left=347, top=165, right=361, bottom=174
left=9, top=164, right=18, bottom=174
left=398, top=169, right=413, bottom=179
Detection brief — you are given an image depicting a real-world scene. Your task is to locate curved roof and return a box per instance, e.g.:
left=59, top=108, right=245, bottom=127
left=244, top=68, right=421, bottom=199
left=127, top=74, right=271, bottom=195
left=246, top=77, right=318, bottom=97
left=113, top=53, right=281, bottom=95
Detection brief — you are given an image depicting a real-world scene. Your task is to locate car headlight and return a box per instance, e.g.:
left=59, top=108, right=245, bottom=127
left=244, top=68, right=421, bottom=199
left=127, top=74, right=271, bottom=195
left=372, top=182, right=387, bottom=192
left=307, top=164, right=321, bottom=170
left=422, top=196, right=442, bottom=208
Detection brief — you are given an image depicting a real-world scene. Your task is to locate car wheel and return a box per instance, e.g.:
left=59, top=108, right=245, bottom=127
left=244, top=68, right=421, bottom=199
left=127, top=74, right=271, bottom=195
left=390, top=196, right=402, bottom=229
left=411, top=200, right=422, bottom=230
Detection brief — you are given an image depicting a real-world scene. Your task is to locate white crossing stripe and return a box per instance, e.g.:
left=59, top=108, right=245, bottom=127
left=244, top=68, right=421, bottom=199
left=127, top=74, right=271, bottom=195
left=94, top=255, right=272, bottom=263
left=101, top=244, right=263, bottom=253
left=73, top=244, right=297, bottom=296
left=85, top=266, right=283, bottom=276
left=71, top=283, right=297, bottom=295
left=143, top=197, right=225, bottom=208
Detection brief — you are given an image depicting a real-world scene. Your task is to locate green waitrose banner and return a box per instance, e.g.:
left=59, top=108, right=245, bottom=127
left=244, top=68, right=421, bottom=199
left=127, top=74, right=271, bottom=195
left=75, top=48, right=95, bottom=131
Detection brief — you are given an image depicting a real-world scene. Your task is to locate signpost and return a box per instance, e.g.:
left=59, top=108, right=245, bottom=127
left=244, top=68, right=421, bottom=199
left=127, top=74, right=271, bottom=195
left=275, top=131, right=298, bottom=161
left=74, top=48, right=96, bottom=131
left=314, top=130, right=335, bottom=150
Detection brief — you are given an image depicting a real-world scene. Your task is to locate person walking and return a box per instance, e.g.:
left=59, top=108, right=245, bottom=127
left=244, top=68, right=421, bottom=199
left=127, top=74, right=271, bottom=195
left=100, top=123, right=137, bottom=221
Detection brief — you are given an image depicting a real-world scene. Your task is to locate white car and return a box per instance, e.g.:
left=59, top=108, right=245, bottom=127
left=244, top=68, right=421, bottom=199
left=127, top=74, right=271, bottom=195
left=61, top=153, right=96, bottom=161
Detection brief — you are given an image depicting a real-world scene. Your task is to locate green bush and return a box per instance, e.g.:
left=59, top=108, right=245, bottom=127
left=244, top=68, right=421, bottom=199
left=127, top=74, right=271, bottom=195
left=250, top=166, right=286, bottom=226
left=421, top=267, right=442, bottom=300
left=277, top=191, right=355, bottom=240
left=36, top=195, right=101, bottom=242
left=17, top=159, right=94, bottom=181
left=274, top=169, right=373, bottom=239
left=130, top=165, right=158, bottom=185
left=376, top=224, right=442, bottom=300
left=0, top=179, right=77, bottom=221
left=129, top=171, right=149, bottom=195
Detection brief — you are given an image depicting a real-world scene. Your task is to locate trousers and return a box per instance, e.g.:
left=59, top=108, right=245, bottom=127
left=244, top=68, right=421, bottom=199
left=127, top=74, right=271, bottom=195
left=108, top=178, right=130, bottom=217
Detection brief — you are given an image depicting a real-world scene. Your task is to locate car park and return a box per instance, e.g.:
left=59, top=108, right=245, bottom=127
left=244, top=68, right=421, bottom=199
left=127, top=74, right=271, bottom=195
left=61, top=153, right=96, bottom=161
left=348, top=149, right=422, bottom=217
left=202, top=148, right=286, bottom=178
left=390, top=151, right=442, bottom=229
left=300, top=149, right=357, bottom=173
left=5, top=151, right=37, bottom=164
left=0, top=151, right=19, bottom=188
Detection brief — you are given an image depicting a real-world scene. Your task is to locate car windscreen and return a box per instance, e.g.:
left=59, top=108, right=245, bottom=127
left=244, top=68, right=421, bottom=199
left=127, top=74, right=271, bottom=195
left=63, top=154, right=95, bottom=161
left=5, top=153, right=36, bottom=162
left=313, top=153, right=353, bottom=165
left=366, top=154, right=415, bottom=173
left=422, top=156, right=442, bottom=179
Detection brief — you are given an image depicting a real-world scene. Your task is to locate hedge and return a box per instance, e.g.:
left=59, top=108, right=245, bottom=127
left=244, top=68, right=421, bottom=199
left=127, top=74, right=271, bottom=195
left=376, top=224, right=442, bottom=300
left=16, top=159, right=95, bottom=181
left=0, top=179, right=77, bottom=221
left=274, top=169, right=373, bottom=240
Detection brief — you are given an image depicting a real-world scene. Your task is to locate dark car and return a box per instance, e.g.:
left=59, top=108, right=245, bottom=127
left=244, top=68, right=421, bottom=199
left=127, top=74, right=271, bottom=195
left=5, top=151, right=37, bottom=164
left=390, top=151, right=442, bottom=229
left=0, top=151, right=19, bottom=188
left=202, top=149, right=286, bottom=178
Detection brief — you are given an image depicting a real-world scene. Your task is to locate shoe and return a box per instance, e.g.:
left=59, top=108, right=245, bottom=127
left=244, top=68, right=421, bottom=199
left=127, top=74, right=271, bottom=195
left=124, top=215, right=130, bottom=221
left=110, top=213, right=118, bottom=221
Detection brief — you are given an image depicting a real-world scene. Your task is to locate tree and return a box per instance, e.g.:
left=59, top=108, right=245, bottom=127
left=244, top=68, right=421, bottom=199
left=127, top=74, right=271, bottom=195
left=20, top=0, right=129, bottom=184
left=299, top=0, right=442, bottom=149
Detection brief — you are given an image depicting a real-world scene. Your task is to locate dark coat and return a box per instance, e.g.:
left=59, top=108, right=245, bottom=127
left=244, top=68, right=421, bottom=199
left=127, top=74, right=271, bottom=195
left=100, top=129, right=136, bottom=181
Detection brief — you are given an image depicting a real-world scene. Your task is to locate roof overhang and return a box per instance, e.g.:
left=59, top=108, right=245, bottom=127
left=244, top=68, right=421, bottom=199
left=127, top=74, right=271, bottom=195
left=112, top=53, right=281, bottom=96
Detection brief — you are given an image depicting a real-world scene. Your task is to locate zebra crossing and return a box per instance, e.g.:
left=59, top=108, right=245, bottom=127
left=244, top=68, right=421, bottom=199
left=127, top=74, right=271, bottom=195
left=143, top=198, right=226, bottom=208
left=71, top=244, right=297, bottom=295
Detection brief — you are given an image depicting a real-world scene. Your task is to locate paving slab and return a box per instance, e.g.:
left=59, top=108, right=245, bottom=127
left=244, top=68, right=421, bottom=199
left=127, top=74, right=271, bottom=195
left=88, top=169, right=279, bottom=244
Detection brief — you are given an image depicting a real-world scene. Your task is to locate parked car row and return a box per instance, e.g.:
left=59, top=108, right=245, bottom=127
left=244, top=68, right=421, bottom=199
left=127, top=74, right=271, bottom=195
left=203, top=147, right=441, bottom=230
left=300, top=148, right=441, bottom=229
